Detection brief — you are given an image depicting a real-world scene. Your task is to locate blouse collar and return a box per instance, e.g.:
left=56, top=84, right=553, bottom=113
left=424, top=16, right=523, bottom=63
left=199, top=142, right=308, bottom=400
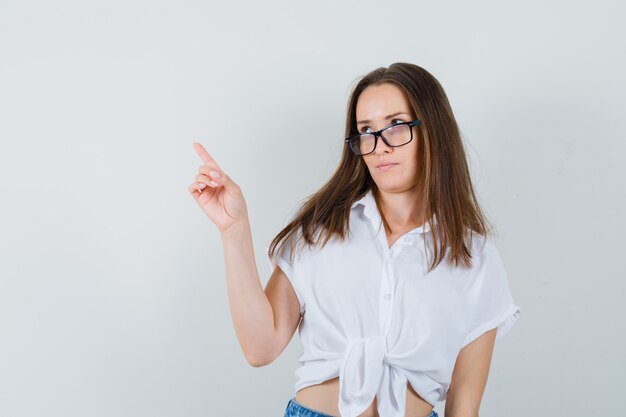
left=350, top=189, right=437, bottom=235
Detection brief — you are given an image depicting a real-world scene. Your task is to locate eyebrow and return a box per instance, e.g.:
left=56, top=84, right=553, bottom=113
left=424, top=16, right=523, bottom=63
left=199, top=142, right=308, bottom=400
left=356, top=112, right=411, bottom=126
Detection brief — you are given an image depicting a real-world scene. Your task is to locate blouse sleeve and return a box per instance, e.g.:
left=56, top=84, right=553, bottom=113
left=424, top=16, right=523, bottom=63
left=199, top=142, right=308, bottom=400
left=461, top=239, right=521, bottom=348
left=265, top=232, right=306, bottom=315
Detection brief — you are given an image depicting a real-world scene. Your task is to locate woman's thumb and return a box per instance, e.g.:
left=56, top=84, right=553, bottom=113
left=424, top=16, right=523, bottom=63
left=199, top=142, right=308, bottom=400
left=208, top=168, right=240, bottom=194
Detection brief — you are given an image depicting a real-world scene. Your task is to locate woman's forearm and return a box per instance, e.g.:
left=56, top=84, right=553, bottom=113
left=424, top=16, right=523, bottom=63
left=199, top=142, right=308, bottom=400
left=220, top=220, right=276, bottom=366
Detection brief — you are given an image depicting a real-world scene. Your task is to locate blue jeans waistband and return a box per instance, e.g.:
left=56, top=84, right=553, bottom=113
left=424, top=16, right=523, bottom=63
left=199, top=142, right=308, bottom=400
left=283, top=397, right=438, bottom=417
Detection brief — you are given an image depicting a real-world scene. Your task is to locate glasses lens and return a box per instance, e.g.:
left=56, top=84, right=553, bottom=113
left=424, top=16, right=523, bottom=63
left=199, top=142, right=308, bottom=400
left=382, top=124, right=412, bottom=146
left=351, top=134, right=375, bottom=155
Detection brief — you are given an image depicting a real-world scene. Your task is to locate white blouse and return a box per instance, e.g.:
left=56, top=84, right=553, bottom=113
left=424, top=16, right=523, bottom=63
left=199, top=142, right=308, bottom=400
left=266, top=189, right=521, bottom=417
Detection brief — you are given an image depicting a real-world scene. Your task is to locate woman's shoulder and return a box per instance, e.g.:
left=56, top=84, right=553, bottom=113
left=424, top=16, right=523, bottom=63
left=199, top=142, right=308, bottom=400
left=464, top=229, right=497, bottom=255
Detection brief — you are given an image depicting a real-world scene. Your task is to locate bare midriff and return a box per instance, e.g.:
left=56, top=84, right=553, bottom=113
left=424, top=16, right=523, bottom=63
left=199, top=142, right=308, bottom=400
left=295, top=376, right=434, bottom=417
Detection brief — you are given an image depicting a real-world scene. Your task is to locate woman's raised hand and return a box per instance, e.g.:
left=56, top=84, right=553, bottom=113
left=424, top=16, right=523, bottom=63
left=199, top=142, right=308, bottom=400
left=189, top=142, right=249, bottom=234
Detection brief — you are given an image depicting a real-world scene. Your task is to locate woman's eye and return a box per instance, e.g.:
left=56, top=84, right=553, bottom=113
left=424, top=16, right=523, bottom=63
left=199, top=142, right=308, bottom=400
left=360, top=119, right=404, bottom=133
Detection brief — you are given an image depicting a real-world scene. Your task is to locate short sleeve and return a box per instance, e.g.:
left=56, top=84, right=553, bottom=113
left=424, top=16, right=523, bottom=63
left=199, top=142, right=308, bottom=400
left=461, top=240, right=521, bottom=348
left=265, top=233, right=305, bottom=315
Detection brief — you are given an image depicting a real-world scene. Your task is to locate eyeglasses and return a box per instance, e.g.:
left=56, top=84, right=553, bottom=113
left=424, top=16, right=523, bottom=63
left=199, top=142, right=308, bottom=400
left=345, top=119, right=421, bottom=156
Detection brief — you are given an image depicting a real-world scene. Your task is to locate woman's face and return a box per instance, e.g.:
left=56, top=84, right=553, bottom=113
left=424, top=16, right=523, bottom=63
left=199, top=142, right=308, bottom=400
left=355, top=83, right=420, bottom=193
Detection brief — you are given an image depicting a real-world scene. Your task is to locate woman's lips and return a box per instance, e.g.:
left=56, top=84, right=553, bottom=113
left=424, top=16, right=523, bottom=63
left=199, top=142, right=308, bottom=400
left=377, top=163, right=398, bottom=171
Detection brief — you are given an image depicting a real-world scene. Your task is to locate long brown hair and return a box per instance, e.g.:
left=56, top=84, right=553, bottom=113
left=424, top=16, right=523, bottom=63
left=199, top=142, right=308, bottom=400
left=268, top=62, right=493, bottom=272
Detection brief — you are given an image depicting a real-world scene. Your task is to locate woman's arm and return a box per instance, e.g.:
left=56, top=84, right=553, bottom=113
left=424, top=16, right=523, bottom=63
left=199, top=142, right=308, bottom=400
left=445, top=328, right=497, bottom=417
left=189, top=142, right=300, bottom=366
left=220, top=220, right=301, bottom=367
left=220, top=221, right=277, bottom=366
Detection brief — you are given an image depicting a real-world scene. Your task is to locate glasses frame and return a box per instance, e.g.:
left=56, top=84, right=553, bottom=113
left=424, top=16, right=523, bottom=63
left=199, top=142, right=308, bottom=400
left=345, top=119, right=421, bottom=156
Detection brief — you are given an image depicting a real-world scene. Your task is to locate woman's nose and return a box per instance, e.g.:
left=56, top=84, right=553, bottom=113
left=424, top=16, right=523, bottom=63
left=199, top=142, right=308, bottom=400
left=374, top=135, right=393, bottom=153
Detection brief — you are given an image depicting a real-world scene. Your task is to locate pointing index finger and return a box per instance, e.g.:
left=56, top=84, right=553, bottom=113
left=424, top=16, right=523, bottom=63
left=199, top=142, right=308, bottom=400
left=193, top=142, right=220, bottom=168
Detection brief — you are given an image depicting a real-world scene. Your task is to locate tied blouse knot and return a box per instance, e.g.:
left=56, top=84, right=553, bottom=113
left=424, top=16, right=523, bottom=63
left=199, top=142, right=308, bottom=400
left=266, top=190, right=521, bottom=417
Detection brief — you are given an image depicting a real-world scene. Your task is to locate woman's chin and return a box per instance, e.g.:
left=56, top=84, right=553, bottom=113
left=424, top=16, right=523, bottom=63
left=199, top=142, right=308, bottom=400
left=374, top=178, right=408, bottom=191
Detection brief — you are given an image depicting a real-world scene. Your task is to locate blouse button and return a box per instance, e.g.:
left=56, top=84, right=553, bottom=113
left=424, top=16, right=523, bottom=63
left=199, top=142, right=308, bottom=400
left=384, top=293, right=391, bottom=300
left=403, top=237, right=411, bottom=242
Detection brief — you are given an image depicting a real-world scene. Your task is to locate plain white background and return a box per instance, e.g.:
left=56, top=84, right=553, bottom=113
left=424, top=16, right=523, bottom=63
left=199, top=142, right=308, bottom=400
left=1, top=0, right=624, bottom=416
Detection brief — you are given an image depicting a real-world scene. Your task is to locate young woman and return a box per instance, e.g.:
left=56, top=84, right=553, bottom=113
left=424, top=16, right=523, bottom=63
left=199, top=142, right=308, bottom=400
left=189, top=63, right=521, bottom=417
